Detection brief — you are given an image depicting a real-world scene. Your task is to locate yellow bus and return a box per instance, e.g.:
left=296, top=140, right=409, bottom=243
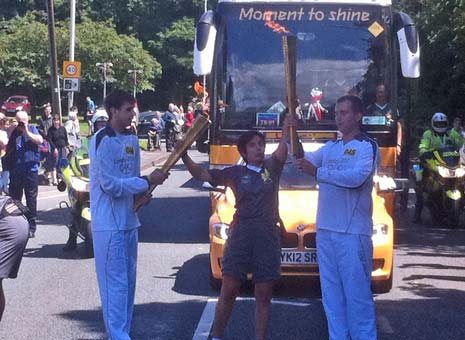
left=193, top=0, right=420, bottom=293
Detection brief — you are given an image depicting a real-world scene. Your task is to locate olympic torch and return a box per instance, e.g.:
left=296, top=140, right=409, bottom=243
left=133, top=113, right=211, bottom=211
left=282, top=35, right=299, bottom=156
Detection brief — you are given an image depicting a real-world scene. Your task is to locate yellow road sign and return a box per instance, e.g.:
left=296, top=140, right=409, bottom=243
left=63, top=61, right=81, bottom=78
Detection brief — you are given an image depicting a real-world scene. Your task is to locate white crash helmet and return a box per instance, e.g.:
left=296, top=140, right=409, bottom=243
left=91, top=109, right=109, bottom=134
left=431, top=112, right=448, bottom=134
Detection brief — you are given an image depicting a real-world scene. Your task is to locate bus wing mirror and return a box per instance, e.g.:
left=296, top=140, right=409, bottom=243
left=396, top=12, right=420, bottom=78
left=194, top=10, right=217, bottom=76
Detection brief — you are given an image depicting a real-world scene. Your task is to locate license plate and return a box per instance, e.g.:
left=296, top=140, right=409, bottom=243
left=281, top=251, right=318, bottom=264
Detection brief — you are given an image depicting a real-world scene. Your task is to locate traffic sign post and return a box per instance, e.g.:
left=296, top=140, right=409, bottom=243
left=63, top=61, right=81, bottom=78
left=63, top=61, right=81, bottom=92
left=63, top=78, right=80, bottom=92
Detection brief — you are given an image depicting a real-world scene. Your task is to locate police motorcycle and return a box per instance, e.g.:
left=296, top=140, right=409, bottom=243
left=416, top=147, right=465, bottom=227
left=57, top=110, right=109, bottom=257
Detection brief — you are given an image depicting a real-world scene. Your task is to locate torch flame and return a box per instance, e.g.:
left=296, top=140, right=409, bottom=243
left=264, top=11, right=290, bottom=34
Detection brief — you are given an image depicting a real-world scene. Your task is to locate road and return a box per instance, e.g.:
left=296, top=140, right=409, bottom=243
left=1, top=150, right=465, bottom=340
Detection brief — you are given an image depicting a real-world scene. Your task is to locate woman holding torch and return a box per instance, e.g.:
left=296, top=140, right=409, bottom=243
left=179, top=116, right=292, bottom=340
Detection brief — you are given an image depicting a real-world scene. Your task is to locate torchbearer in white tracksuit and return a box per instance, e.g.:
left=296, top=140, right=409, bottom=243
left=89, top=90, right=168, bottom=340
left=295, top=95, right=379, bottom=340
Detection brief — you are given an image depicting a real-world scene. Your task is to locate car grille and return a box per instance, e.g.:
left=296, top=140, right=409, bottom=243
left=280, top=231, right=299, bottom=249
left=304, top=233, right=316, bottom=249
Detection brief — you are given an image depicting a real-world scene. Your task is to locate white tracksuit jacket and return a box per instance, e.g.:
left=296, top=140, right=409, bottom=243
left=89, top=125, right=149, bottom=231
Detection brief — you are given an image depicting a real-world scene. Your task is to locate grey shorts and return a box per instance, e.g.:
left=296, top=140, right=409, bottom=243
left=0, top=215, right=29, bottom=279
left=221, top=223, right=281, bottom=283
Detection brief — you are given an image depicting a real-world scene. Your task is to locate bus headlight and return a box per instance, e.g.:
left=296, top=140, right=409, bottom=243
left=213, top=223, right=230, bottom=240
left=372, top=223, right=388, bottom=236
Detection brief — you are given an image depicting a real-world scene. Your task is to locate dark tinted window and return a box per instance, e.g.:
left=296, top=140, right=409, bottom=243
left=216, top=3, right=391, bottom=130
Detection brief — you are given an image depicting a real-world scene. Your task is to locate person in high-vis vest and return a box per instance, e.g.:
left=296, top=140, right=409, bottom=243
left=90, top=90, right=168, bottom=340
left=412, top=112, right=464, bottom=223
left=295, top=95, right=379, bottom=340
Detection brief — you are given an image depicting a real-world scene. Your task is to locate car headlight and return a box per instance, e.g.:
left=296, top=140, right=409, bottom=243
left=372, top=223, right=388, bottom=236
left=455, top=167, right=465, bottom=178
left=1, top=105, right=5, bottom=110
left=213, top=222, right=230, bottom=240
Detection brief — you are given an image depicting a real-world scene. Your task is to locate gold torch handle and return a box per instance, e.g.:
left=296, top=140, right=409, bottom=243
left=133, top=113, right=211, bottom=211
left=282, top=35, right=298, bottom=156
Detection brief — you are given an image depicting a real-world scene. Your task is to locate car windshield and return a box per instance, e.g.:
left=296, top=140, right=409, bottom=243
left=216, top=3, right=392, bottom=131
left=8, top=97, right=26, bottom=104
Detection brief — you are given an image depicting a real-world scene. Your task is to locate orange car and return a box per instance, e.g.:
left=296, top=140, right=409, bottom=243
left=208, top=143, right=394, bottom=294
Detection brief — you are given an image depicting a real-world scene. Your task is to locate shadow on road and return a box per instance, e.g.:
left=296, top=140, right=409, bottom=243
left=138, top=196, right=210, bottom=244
left=36, top=206, right=70, bottom=227
left=172, top=253, right=211, bottom=296
left=377, top=287, right=465, bottom=340
left=58, top=300, right=206, bottom=340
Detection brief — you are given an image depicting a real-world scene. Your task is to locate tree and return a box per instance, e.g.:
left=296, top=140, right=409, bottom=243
left=0, top=14, right=161, bottom=105
left=148, top=17, right=196, bottom=105
left=397, top=0, right=465, bottom=119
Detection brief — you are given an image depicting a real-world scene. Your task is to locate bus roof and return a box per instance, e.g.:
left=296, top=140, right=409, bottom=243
left=218, top=0, right=392, bottom=6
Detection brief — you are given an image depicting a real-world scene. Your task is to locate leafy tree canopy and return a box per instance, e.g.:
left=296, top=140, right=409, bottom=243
left=0, top=13, right=161, bottom=97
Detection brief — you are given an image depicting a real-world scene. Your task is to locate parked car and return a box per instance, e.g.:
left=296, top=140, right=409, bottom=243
left=1, top=95, right=31, bottom=116
left=207, top=142, right=394, bottom=294
left=137, top=110, right=157, bottom=137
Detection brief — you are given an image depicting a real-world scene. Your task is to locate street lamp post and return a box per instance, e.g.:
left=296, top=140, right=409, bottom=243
left=96, top=62, right=113, bottom=99
left=128, top=69, right=143, bottom=98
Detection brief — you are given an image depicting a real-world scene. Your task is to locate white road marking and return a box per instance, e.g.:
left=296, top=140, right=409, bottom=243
left=377, top=315, right=394, bottom=334
left=271, top=298, right=312, bottom=307
left=37, top=192, right=67, bottom=200
left=192, top=298, right=218, bottom=340
left=192, top=296, right=312, bottom=339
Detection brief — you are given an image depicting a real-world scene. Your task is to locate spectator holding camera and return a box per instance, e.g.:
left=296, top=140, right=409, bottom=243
left=2, top=111, right=43, bottom=238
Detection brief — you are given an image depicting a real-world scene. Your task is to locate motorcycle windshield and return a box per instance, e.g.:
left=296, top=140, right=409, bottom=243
left=437, top=147, right=460, bottom=167
left=73, top=140, right=90, bottom=179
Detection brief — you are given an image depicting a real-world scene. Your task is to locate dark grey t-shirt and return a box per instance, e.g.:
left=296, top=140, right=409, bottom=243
left=209, top=155, right=284, bottom=226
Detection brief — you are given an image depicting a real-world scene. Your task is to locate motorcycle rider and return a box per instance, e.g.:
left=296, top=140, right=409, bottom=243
left=412, top=112, right=464, bottom=223
left=63, top=111, right=109, bottom=251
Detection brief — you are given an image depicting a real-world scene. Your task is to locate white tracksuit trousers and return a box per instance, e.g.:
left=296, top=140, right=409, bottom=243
left=317, top=229, right=377, bottom=340
left=93, top=229, right=138, bottom=340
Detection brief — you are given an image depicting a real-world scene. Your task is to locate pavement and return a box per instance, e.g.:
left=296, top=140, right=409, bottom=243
left=140, top=148, right=171, bottom=171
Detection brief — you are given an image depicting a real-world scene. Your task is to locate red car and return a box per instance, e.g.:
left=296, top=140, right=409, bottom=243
left=1, top=95, right=31, bottom=116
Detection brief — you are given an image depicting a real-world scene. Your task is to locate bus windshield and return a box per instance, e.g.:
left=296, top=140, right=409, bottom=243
left=216, top=3, right=392, bottom=131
